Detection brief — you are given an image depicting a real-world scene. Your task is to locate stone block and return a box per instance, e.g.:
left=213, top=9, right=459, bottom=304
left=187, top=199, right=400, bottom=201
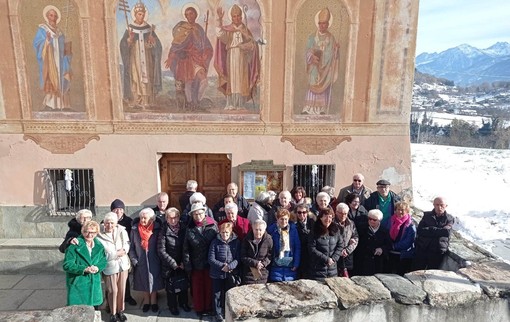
left=375, top=273, right=427, bottom=305
left=351, top=275, right=392, bottom=301
left=226, top=279, right=337, bottom=320
left=459, top=261, right=510, bottom=298
left=325, top=277, right=372, bottom=309
left=405, top=270, right=483, bottom=307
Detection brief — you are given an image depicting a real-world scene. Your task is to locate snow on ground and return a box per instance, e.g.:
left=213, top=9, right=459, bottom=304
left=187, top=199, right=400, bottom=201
left=411, top=143, right=510, bottom=260
left=411, top=111, right=490, bottom=127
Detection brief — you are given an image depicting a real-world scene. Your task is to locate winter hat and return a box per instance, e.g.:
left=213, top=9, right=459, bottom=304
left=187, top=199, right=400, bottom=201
left=190, top=202, right=207, bottom=214
left=110, top=199, right=125, bottom=211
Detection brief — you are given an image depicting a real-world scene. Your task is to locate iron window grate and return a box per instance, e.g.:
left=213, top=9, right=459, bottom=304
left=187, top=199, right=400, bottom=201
left=292, top=164, right=335, bottom=201
left=44, top=168, right=96, bottom=216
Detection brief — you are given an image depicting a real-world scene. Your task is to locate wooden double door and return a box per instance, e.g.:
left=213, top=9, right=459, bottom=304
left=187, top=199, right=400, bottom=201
left=159, top=153, right=231, bottom=211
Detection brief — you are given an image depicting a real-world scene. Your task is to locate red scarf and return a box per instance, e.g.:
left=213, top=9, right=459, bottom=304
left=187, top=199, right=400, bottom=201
left=390, top=213, right=410, bottom=241
left=138, top=222, right=154, bottom=251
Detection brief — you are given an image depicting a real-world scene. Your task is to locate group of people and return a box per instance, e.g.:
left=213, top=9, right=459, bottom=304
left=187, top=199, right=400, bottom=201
left=121, top=2, right=259, bottom=111
left=60, top=176, right=454, bottom=322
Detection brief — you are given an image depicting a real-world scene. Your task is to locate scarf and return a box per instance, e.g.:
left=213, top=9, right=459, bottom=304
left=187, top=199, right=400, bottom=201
left=169, top=222, right=180, bottom=236
left=278, top=226, right=290, bottom=259
left=390, top=213, right=411, bottom=241
left=138, top=222, right=154, bottom=251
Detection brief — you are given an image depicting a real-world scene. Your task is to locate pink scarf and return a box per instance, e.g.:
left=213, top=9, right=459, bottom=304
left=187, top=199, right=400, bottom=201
left=390, top=213, right=411, bottom=241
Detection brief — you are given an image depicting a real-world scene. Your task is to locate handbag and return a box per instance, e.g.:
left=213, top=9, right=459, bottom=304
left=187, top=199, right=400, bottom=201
left=226, top=271, right=241, bottom=289
left=166, top=269, right=189, bottom=293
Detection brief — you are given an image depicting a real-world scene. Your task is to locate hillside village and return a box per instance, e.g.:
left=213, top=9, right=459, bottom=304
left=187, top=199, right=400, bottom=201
left=411, top=71, right=510, bottom=148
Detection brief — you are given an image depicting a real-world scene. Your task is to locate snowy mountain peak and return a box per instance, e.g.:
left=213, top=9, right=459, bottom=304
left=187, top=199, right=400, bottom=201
left=483, top=42, right=510, bottom=56
left=416, top=42, right=510, bottom=86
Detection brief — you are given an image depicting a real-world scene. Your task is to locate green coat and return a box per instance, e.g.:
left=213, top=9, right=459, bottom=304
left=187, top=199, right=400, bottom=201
left=63, top=236, right=107, bottom=306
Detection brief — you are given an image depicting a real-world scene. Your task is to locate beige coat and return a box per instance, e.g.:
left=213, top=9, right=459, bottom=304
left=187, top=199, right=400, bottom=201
left=97, top=225, right=131, bottom=275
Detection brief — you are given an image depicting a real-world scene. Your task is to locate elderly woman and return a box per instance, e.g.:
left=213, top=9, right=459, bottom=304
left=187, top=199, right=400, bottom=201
left=96, top=212, right=130, bottom=322
left=267, top=209, right=301, bottom=282
left=308, top=208, right=343, bottom=281
left=247, top=191, right=272, bottom=225
left=357, top=209, right=391, bottom=276
left=59, top=209, right=93, bottom=253
left=241, top=219, right=273, bottom=284
left=267, top=190, right=294, bottom=227
left=209, top=221, right=241, bottom=322
left=335, top=203, right=359, bottom=277
left=129, top=208, right=164, bottom=313
left=321, top=186, right=339, bottom=210
left=223, top=203, right=251, bottom=241
left=157, top=207, right=190, bottom=316
left=310, top=192, right=332, bottom=217
left=291, top=186, right=307, bottom=206
left=385, top=201, right=416, bottom=275
left=181, top=192, right=214, bottom=226
left=183, top=202, right=218, bottom=317
left=63, top=220, right=107, bottom=307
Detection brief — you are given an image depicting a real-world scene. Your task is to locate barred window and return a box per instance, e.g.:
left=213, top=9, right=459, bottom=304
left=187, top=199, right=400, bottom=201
left=44, top=168, right=96, bottom=216
left=292, top=164, right=335, bottom=201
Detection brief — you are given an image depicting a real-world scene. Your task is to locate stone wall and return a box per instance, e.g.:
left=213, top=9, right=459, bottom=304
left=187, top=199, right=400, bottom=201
left=226, top=263, right=510, bottom=321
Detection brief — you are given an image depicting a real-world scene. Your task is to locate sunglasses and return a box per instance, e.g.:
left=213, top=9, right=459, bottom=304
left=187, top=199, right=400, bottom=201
left=296, top=211, right=308, bottom=214
left=353, top=179, right=362, bottom=182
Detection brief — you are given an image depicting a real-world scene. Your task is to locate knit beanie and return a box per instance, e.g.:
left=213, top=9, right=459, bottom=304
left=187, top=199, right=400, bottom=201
left=110, top=199, right=125, bottom=211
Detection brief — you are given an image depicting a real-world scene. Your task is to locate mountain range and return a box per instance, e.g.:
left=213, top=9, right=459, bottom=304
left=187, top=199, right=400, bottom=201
left=415, top=42, right=510, bottom=86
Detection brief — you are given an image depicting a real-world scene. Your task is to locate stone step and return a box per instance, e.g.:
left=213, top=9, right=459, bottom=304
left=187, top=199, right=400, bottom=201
left=0, top=238, right=63, bottom=273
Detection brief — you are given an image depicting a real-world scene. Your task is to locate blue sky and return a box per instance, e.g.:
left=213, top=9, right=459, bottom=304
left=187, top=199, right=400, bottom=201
left=416, top=0, right=510, bottom=54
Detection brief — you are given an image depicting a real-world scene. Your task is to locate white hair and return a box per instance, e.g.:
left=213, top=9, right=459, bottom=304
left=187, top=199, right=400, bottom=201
left=256, top=191, right=271, bottom=203
left=225, top=202, right=238, bottom=212
left=316, top=192, right=331, bottom=203
left=75, top=209, right=92, bottom=221
left=321, top=186, right=335, bottom=198
left=253, top=219, right=267, bottom=230
left=279, top=190, right=291, bottom=199
left=186, top=180, right=198, bottom=190
left=139, top=207, right=155, bottom=219
left=367, top=209, right=383, bottom=221
left=190, top=192, right=206, bottom=204
left=336, top=203, right=349, bottom=212
left=103, top=212, right=118, bottom=224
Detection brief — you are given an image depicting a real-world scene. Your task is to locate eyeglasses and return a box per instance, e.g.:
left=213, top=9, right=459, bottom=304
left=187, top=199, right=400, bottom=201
left=353, top=179, right=362, bottom=182
left=84, top=231, right=97, bottom=235
left=296, top=211, right=307, bottom=214
left=368, top=218, right=379, bottom=221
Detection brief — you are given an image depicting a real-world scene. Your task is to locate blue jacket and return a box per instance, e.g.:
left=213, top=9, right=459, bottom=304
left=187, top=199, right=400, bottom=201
left=267, top=222, right=301, bottom=282
left=208, top=234, right=240, bottom=279
left=384, top=218, right=416, bottom=259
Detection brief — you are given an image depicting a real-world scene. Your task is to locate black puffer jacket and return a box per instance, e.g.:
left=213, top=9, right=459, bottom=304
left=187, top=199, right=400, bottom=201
left=416, top=210, right=454, bottom=254
left=59, top=218, right=82, bottom=253
left=157, top=222, right=186, bottom=276
left=183, top=217, right=218, bottom=271
left=308, top=222, right=343, bottom=280
left=241, top=231, right=273, bottom=284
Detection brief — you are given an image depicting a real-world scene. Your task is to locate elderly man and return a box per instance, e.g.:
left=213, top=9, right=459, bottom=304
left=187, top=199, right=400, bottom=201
left=179, top=180, right=198, bottom=212
left=153, top=192, right=170, bottom=220
left=220, top=203, right=251, bottom=241
left=413, top=197, right=455, bottom=270
left=337, top=173, right=373, bottom=204
left=363, top=179, right=401, bottom=226
left=213, top=182, right=250, bottom=218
